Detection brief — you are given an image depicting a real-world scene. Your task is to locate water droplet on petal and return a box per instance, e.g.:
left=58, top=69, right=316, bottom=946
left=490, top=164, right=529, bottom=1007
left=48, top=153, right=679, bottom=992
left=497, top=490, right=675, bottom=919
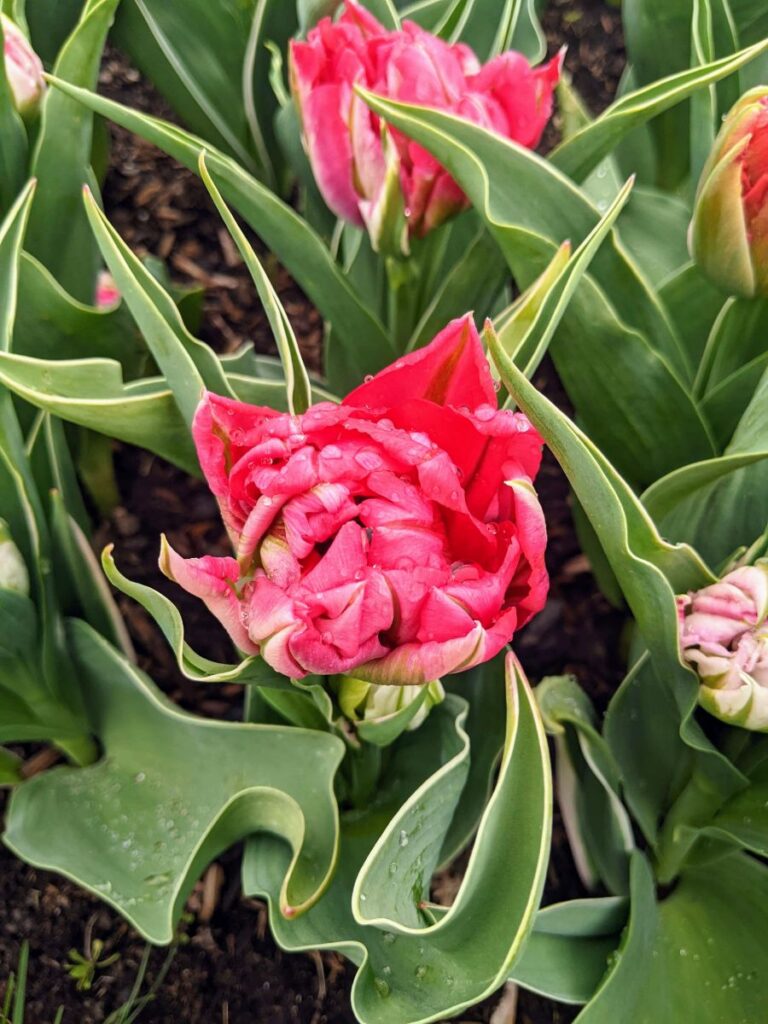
left=364, top=374, right=374, bottom=383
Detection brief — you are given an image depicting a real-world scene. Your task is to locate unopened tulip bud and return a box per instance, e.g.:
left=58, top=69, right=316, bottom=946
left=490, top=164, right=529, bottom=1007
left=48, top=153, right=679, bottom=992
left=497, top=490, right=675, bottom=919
left=2, top=15, right=45, bottom=117
left=0, top=520, right=29, bottom=596
left=690, top=88, right=768, bottom=297
left=95, top=270, right=120, bottom=310
left=339, top=677, right=445, bottom=732
left=678, top=560, right=768, bottom=731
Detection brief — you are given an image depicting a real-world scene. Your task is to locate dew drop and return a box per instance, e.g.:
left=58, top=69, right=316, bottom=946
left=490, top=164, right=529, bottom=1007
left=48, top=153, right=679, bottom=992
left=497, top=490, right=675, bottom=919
left=398, top=830, right=409, bottom=848
left=373, top=978, right=391, bottom=998
left=134, top=772, right=146, bottom=784
left=474, top=404, right=496, bottom=422
left=364, top=374, right=374, bottom=383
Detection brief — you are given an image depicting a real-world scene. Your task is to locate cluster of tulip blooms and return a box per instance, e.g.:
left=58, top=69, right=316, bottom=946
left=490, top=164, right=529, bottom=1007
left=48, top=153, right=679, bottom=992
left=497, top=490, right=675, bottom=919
left=2, top=2, right=768, bottom=1023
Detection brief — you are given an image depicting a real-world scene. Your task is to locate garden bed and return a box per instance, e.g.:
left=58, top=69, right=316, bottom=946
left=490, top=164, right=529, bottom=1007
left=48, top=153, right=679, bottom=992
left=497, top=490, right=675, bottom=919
left=1, top=2, right=628, bottom=1020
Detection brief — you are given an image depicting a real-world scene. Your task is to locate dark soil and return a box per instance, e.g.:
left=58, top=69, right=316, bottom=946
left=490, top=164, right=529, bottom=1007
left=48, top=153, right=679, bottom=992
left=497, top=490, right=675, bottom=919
left=1, top=2, right=627, bottom=1021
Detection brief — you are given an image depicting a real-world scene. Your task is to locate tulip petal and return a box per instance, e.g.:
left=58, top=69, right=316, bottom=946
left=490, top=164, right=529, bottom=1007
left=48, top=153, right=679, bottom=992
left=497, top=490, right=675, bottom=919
left=159, top=539, right=258, bottom=656
left=344, top=314, right=496, bottom=409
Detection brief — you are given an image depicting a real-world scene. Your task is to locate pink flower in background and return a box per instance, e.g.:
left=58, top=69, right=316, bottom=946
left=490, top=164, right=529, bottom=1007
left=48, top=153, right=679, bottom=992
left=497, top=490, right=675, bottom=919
left=162, top=316, right=548, bottom=685
left=2, top=14, right=44, bottom=116
left=95, top=270, right=121, bottom=310
left=290, top=2, right=561, bottom=248
left=678, top=561, right=768, bottom=731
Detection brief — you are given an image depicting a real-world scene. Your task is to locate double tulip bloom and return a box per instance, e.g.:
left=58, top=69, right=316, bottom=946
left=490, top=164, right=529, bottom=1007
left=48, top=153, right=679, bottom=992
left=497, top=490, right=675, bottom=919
left=678, top=561, right=768, bottom=731
left=290, top=1, right=561, bottom=251
left=690, top=88, right=768, bottom=298
left=163, top=316, right=548, bottom=687
left=2, top=14, right=44, bottom=116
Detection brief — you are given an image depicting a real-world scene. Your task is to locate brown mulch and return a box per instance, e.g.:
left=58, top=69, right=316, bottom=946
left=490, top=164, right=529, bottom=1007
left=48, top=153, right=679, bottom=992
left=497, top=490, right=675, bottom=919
left=1, top=2, right=627, bottom=1022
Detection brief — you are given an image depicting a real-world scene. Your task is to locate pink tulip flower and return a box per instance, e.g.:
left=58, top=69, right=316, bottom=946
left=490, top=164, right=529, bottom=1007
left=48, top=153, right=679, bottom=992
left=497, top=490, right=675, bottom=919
left=678, top=561, right=768, bottom=731
left=162, top=316, right=549, bottom=685
left=290, top=2, right=562, bottom=249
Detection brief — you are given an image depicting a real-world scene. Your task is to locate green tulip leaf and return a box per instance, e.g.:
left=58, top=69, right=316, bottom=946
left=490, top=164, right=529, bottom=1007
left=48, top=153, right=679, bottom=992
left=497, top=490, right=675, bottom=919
left=576, top=850, right=768, bottom=1023
left=656, top=356, right=768, bottom=566
left=198, top=152, right=311, bottom=416
left=455, top=0, right=545, bottom=62
left=494, top=176, right=634, bottom=383
left=4, top=621, right=344, bottom=943
left=101, top=544, right=288, bottom=688
left=537, top=675, right=633, bottom=896
left=509, top=896, right=627, bottom=1005
left=0, top=746, right=22, bottom=785
left=244, top=655, right=552, bottom=1024
left=113, top=0, right=265, bottom=175
left=357, top=89, right=716, bottom=486
left=0, top=350, right=334, bottom=474
left=550, top=35, right=768, bottom=186
left=604, top=655, right=693, bottom=846
left=487, top=325, right=746, bottom=811
left=616, top=186, right=691, bottom=287
left=0, top=352, right=198, bottom=473
left=407, top=227, right=506, bottom=353
left=25, top=0, right=80, bottom=64
left=437, top=651, right=507, bottom=864
left=27, top=0, right=121, bottom=301
left=697, top=296, right=768, bottom=401
left=699, top=752, right=768, bottom=856
left=14, top=252, right=145, bottom=375
left=243, top=0, right=299, bottom=189
left=45, top=76, right=395, bottom=394
left=642, top=451, right=768, bottom=522
left=658, top=261, right=726, bottom=375
left=82, top=186, right=234, bottom=424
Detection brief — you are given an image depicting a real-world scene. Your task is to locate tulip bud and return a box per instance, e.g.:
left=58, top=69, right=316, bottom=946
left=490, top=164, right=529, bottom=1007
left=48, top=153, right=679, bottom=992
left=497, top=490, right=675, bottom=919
left=95, top=270, right=120, bottom=310
left=0, top=519, right=29, bottom=596
left=1, top=15, right=45, bottom=117
left=678, top=560, right=768, bottom=731
left=339, top=677, right=445, bottom=733
left=689, top=88, right=768, bottom=297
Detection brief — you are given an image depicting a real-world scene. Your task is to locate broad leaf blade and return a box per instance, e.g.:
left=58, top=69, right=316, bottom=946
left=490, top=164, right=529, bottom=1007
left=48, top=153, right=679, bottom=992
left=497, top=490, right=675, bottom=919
left=4, top=622, right=344, bottom=942
left=27, top=0, right=120, bottom=300
left=551, top=36, right=768, bottom=185
left=245, top=656, right=552, bottom=1024
left=198, top=152, right=311, bottom=415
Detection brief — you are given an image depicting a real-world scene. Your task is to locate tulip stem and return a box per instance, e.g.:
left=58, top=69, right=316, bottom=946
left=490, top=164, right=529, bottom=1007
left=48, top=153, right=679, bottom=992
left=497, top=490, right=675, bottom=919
left=385, top=256, right=419, bottom=352
left=345, top=741, right=383, bottom=810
